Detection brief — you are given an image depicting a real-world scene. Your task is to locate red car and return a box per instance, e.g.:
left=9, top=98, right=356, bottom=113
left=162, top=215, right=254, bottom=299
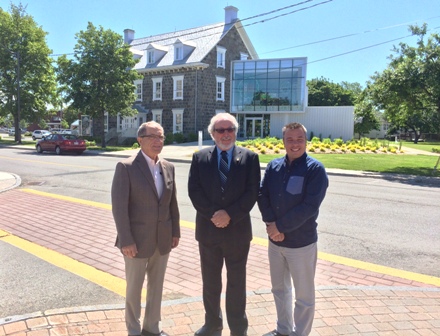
left=36, top=134, right=86, bottom=155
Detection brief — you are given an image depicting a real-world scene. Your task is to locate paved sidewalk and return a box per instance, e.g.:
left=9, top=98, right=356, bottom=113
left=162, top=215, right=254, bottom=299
left=1, top=143, right=440, bottom=335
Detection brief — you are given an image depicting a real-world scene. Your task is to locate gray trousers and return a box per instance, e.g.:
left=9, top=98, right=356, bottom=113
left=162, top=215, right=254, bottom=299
left=268, top=241, right=317, bottom=336
left=124, top=249, right=169, bottom=336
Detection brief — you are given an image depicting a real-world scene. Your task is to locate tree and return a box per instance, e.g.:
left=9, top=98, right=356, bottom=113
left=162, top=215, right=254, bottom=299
left=353, top=88, right=380, bottom=138
left=306, top=77, right=356, bottom=106
left=0, top=3, right=57, bottom=143
left=369, top=24, right=440, bottom=143
left=57, top=22, right=141, bottom=147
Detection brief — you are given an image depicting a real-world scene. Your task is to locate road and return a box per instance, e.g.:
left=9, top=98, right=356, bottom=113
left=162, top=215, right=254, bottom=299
left=1, top=146, right=439, bottom=278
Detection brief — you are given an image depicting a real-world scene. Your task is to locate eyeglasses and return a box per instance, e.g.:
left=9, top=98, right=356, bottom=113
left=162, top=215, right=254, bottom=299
left=140, top=134, right=165, bottom=141
left=214, top=127, right=236, bottom=134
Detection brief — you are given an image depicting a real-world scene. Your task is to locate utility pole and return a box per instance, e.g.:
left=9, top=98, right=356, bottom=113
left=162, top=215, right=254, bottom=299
left=16, top=51, right=22, bottom=144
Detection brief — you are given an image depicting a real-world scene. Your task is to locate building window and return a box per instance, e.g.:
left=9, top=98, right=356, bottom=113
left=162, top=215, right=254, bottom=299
left=172, top=108, right=184, bottom=133
left=217, top=46, right=226, bottom=68
left=175, top=46, right=182, bottom=60
left=152, top=77, right=163, bottom=101
left=173, top=75, right=184, bottom=100
left=134, top=79, right=142, bottom=101
left=152, top=109, right=162, bottom=125
left=147, top=50, right=155, bottom=64
left=240, top=52, right=249, bottom=60
left=216, top=76, right=226, bottom=101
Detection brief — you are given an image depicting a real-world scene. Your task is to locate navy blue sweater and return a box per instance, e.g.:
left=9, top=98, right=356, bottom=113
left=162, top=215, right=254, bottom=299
left=258, top=153, right=328, bottom=248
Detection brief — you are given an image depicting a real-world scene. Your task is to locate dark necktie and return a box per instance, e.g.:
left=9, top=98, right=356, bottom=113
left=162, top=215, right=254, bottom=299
left=219, top=151, right=229, bottom=191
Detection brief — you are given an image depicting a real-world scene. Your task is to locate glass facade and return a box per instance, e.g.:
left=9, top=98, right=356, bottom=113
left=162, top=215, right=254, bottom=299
left=231, top=58, right=307, bottom=113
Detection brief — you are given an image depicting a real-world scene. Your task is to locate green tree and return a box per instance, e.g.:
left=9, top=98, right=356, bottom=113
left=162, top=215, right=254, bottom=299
left=307, top=77, right=356, bottom=106
left=353, top=88, right=380, bottom=138
left=57, top=22, right=141, bottom=147
left=369, top=24, right=440, bottom=143
left=0, top=3, right=57, bottom=143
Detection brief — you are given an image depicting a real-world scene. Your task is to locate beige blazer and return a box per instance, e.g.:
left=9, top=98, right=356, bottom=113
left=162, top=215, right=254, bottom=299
left=111, top=150, right=180, bottom=258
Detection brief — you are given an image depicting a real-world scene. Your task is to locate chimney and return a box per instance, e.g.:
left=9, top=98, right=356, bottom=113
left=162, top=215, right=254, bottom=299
left=224, top=6, right=238, bottom=24
left=124, top=29, right=135, bottom=44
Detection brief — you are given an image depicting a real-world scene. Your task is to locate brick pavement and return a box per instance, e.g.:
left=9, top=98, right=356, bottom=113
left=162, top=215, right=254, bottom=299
left=1, top=188, right=440, bottom=335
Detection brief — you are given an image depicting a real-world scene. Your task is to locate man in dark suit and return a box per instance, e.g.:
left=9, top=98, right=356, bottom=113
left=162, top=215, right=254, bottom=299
left=188, top=113, right=261, bottom=336
left=112, top=121, right=180, bottom=336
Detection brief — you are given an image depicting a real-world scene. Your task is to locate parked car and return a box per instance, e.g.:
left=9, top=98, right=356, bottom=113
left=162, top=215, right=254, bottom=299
left=59, top=129, right=73, bottom=135
left=8, top=128, right=15, bottom=136
left=32, top=130, right=51, bottom=140
left=35, top=134, right=86, bottom=155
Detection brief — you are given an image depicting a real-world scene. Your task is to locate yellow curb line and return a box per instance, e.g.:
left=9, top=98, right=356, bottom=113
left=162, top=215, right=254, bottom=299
left=0, top=228, right=128, bottom=298
left=18, top=189, right=440, bottom=288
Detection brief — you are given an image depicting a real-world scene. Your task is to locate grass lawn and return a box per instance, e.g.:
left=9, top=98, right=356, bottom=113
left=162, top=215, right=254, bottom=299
left=401, top=141, right=440, bottom=153
left=259, top=153, right=440, bottom=177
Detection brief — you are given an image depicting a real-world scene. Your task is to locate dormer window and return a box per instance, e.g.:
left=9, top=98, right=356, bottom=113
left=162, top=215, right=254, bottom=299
left=217, top=46, right=226, bottom=68
left=147, top=50, right=155, bottom=64
left=175, top=46, right=183, bottom=61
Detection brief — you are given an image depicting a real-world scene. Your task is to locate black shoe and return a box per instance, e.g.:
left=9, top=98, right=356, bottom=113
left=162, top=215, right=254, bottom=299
left=262, top=330, right=288, bottom=336
left=141, top=330, right=169, bottom=336
left=230, top=332, right=247, bottom=336
left=194, top=324, right=223, bottom=336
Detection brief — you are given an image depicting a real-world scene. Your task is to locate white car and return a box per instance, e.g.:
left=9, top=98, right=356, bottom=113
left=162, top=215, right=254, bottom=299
left=32, top=130, right=51, bottom=140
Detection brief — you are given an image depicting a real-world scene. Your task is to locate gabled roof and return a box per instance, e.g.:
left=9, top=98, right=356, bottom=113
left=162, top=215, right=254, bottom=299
left=129, top=20, right=258, bottom=72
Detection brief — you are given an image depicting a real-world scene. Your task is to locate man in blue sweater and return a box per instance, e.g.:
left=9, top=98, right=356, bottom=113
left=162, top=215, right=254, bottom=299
left=258, top=122, right=328, bottom=336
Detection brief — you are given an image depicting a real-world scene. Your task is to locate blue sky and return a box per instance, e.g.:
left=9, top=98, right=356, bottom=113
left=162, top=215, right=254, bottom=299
left=2, top=0, right=440, bottom=87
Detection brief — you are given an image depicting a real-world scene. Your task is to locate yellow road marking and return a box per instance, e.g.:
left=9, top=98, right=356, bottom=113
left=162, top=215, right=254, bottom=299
left=12, top=189, right=440, bottom=289
left=0, top=155, right=99, bottom=169
left=0, top=229, right=129, bottom=298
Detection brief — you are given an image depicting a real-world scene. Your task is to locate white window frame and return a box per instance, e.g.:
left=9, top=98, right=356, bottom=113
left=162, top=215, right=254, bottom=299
left=216, top=76, right=226, bottom=101
left=152, top=77, right=163, bottom=101
left=240, top=52, right=248, bottom=60
left=175, top=46, right=183, bottom=60
left=147, top=50, right=155, bottom=64
left=152, top=109, right=163, bottom=125
left=134, top=79, right=143, bottom=101
left=172, top=108, right=184, bottom=133
left=216, top=46, right=226, bottom=68
left=173, top=75, right=184, bottom=100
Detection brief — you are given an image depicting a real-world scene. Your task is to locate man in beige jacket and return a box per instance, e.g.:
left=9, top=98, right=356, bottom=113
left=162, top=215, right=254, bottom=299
left=112, top=121, right=180, bottom=336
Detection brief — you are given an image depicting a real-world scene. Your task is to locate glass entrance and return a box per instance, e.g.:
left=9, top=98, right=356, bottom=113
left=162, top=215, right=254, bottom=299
left=245, top=117, right=263, bottom=138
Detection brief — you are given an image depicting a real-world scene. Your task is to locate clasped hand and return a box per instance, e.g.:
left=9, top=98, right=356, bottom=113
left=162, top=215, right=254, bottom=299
left=266, top=222, right=285, bottom=242
left=211, top=209, right=230, bottom=228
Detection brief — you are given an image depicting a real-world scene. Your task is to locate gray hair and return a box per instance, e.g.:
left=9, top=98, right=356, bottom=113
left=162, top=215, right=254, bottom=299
left=137, top=121, right=164, bottom=137
left=207, top=113, right=239, bottom=139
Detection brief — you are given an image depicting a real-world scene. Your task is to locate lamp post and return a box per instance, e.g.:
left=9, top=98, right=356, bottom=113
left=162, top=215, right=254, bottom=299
left=3, top=47, right=21, bottom=143
left=15, top=51, right=21, bottom=144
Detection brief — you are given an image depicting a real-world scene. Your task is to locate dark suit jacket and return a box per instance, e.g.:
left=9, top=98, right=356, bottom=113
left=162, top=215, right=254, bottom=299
left=188, top=145, right=260, bottom=244
left=111, top=150, right=180, bottom=258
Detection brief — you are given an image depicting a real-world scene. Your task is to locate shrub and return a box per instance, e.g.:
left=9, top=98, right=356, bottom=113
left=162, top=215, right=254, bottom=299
left=274, top=148, right=280, bottom=153
left=311, top=136, right=321, bottom=144
left=334, top=138, right=344, bottom=146
left=260, top=148, right=266, bottom=154
left=165, top=133, right=174, bottom=145
left=186, top=132, right=198, bottom=142
left=132, top=142, right=139, bottom=149
left=322, top=138, right=332, bottom=145
left=173, top=133, right=185, bottom=143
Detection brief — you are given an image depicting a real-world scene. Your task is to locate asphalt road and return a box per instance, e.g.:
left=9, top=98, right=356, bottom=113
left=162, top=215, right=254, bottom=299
left=1, top=145, right=439, bottom=319
left=1, top=146, right=439, bottom=276
left=0, top=240, right=124, bottom=318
